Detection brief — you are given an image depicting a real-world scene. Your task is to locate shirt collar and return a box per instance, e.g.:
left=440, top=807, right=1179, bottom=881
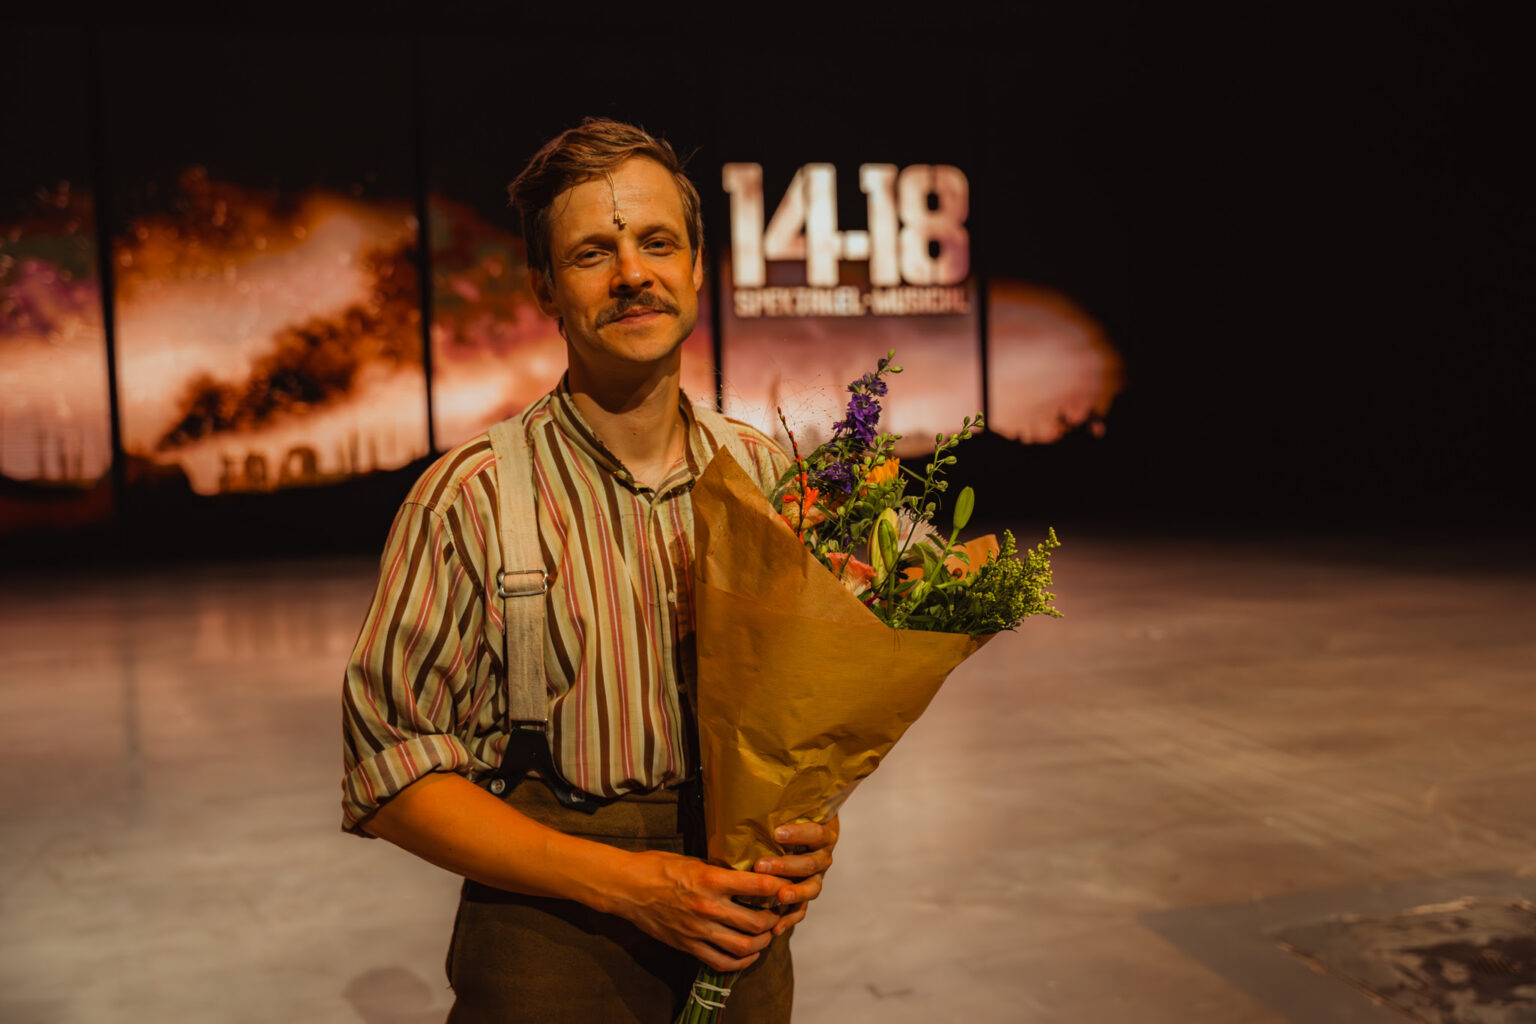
left=550, top=375, right=704, bottom=496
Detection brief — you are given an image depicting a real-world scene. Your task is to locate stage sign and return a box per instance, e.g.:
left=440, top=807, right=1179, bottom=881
left=718, top=161, right=983, bottom=454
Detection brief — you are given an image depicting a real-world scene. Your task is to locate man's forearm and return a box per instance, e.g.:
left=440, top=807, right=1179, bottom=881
left=361, top=769, right=794, bottom=972
left=363, top=770, right=625, bottom=912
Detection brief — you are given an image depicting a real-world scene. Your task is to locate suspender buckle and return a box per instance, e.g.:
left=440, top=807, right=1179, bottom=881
left=488, top=724, right=613, bottom=815
left=497, top=568, right=552, bottom=598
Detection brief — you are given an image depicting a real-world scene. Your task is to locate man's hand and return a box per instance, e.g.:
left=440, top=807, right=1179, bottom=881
left=366, top=774, right=787, bottom=971
left=604, top=851, right=789, bottom=972
left=753, top=816, right=839, bottom=935
left=365, top=773, right=828, bottom=969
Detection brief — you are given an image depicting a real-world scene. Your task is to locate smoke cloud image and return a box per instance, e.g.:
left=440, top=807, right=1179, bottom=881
left=113, top=169, right=428, bottom=495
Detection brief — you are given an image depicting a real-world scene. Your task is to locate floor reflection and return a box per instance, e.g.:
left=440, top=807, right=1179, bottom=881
left=1, top=536, right=1532, bottom=1023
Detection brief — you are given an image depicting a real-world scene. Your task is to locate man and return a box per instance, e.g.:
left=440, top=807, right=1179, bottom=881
left=341, top=118, right=836, bottom=1023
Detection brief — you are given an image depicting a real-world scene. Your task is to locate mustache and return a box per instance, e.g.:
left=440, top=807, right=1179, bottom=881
left=596, top=292, right=679, bottom=328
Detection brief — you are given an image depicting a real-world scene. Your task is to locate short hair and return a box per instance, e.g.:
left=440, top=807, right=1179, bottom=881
left=507, top=117, right=703, bottom=280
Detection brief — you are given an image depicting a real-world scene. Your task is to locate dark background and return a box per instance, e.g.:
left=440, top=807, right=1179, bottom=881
left=2, top=4, right=1527, bottom=564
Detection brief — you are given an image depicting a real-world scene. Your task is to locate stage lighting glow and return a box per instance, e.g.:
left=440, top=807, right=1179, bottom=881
left=986, top=281, right=1123, bottom=444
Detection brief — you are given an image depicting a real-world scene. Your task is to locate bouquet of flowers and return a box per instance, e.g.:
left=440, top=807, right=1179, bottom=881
left=677, top=354, right=1060, bottom=1022
left=769, top=354, right=1060, bottom=636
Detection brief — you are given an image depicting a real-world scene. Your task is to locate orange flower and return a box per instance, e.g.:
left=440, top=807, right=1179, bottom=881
left=780, top=487, right=826, bottom=530
left=858, top=457, right=900, bottom=495
left=826, top=551, right=878, bottom=596
left=903, top=534, right=1001, bottom=582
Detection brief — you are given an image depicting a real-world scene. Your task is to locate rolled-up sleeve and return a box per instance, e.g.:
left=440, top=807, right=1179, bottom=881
left=341, top=498, right=484, bottom=835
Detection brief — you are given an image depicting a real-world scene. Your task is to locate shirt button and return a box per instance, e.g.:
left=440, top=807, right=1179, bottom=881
left=489, top=778, right=507, bottom=795
left=666, top=590, right=677, bottom=603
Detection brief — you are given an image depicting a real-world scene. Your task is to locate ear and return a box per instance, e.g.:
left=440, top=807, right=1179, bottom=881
left=530, top=266, right=560, bottom=318
left=691, top=242, right=705, bottom=294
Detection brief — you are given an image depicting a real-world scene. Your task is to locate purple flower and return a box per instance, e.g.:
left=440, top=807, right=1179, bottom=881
left=851, top=371, right=888, bottom=397
left=833, top=391, right=881, bottom=446
left=808, top=358, right=896, bottom=498
left=816, top=460, right=856, bottom=494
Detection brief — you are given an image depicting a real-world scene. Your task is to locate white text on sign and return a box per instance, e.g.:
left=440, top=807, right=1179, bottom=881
left=722, top=162, right=971, bottom=317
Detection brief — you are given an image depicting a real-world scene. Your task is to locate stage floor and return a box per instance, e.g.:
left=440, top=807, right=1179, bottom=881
left=2, top=531, right=1533, bottom=1023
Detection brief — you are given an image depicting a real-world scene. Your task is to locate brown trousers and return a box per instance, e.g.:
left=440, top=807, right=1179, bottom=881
left=445, top=781, right=794, bottom=1023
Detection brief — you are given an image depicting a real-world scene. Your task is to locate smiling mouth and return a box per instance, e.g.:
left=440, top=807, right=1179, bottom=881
left=599, top=295, right=678, bottom=327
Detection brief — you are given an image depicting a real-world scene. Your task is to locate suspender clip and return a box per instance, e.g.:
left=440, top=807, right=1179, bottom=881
left=497, top=568, right=552, bottom=598
left=488, top=723, right=613, bottom=815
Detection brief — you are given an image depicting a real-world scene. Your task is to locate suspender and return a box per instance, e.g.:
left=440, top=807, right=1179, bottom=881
left=487, top=411, right=550, bottom=720
left=481, top=401, right=752, bottom=814
left=691, top=405, right=753, bottom=487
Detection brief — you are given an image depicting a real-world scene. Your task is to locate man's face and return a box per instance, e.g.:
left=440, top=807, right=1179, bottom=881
left=533, top=156, right=702, bottom=377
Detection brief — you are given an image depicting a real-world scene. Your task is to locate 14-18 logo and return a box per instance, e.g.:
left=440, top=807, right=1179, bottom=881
left=722, top=163, right=970, bottom=289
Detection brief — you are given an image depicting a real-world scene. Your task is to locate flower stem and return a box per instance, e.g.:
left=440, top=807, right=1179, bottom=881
left=675, top=966, right=743, bottom=1023
left=777, top=406, right=808, bottom=541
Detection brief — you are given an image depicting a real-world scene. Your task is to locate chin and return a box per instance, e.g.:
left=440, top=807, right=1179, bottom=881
left=576, top=333, right=688, bottom=371
left=622, top=339, right=688, bottom=365
left=599, top=321, right=695, bottom=363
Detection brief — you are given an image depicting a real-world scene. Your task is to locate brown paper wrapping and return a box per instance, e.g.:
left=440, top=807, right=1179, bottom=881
left=692, top=450, right=990, bottom=870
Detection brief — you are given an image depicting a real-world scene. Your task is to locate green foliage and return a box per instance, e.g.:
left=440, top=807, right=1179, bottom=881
left=929, top=529, right=1063, bottom=635
left=770, top=352, right=1063, bottom=637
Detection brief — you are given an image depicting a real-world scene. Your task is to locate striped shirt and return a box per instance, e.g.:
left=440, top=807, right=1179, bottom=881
left=342, top=382, right=788, bottom=834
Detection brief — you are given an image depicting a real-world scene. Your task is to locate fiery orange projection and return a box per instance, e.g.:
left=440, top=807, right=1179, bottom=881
left=113, top=169, right=428, bottom=495
left=985, top=281, right=1123, bottom=443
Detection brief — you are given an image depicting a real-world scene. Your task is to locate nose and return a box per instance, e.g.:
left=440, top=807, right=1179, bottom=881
left=612, top=241, right=652, bottom=292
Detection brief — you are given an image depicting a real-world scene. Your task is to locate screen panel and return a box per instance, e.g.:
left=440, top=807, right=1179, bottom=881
left=111, top=173, right=423, bottom=495
left=101, top=32, right=427, bottom=505
left=0, top=30, right=113, bottom=534
left=986, top=279, right=1123, bottom=444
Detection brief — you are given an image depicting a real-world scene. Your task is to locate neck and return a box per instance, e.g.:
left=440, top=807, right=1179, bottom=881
left=565, top=351, right=686, bottom=490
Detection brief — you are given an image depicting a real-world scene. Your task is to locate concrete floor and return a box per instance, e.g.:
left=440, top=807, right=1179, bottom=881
left=2, top=531, right=1533, bottom=1023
